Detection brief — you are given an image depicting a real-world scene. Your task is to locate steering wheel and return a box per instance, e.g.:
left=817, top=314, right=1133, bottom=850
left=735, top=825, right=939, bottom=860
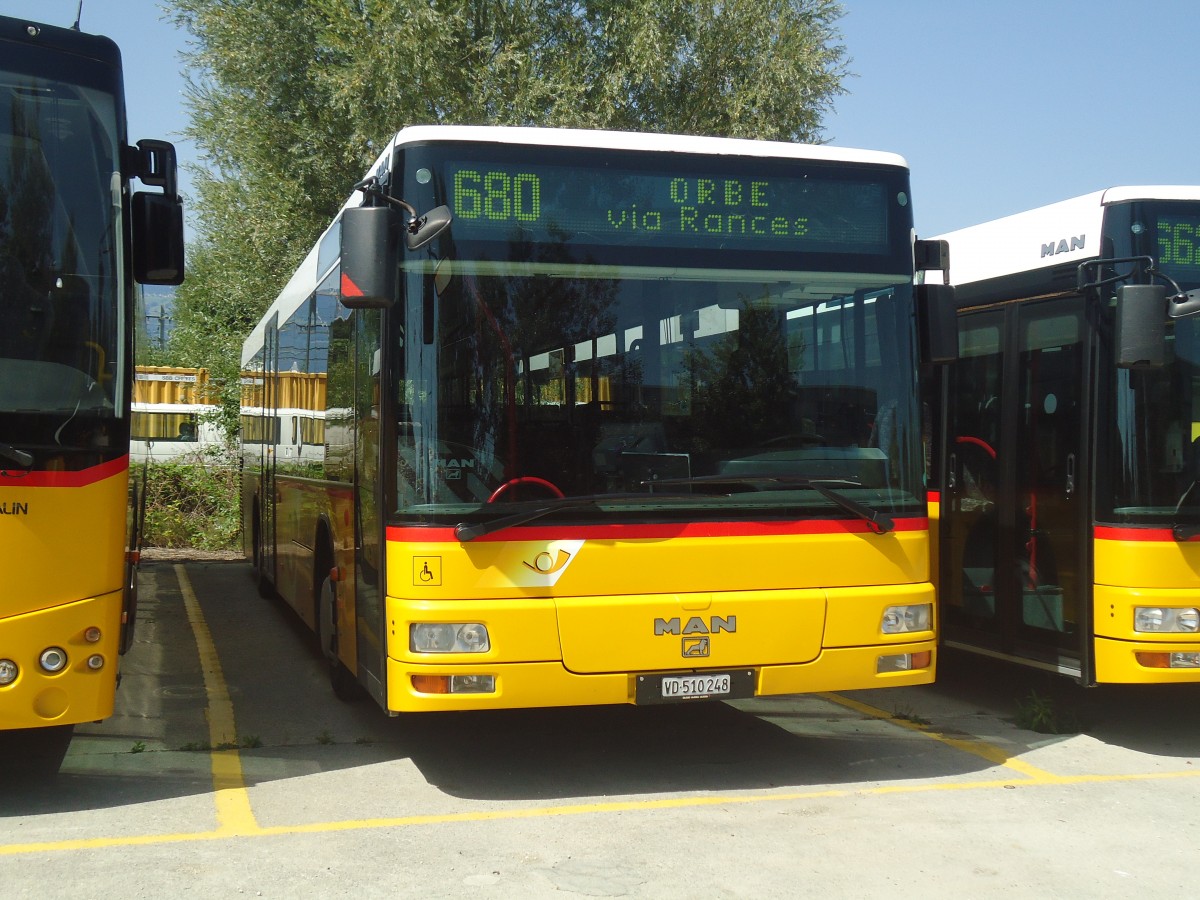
left=955, top=435, right=996, bottom=459
left=487, top=476, right=565, bottom=503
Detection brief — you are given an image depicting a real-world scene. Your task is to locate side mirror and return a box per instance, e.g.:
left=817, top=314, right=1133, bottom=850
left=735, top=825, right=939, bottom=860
left=914, top=239, right=950, bottom=274
left=132, top=191, right=185, bottom=285
left=340, top=205, right=396, bottom=309
left=129, top=139, right=183, bottom=285
left=134, top=139, right=178, bottom=198
left=1115, top=284, right=1167, bottom=368
left=915, top=283, right=958, bottom=365
left=1169, top=289, right=1200, bottom=319
left=406, top=205, right=452, bottom=252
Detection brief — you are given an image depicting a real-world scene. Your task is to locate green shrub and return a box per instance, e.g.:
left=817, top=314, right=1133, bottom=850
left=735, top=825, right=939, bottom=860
left=1014, top=687, right=1080, bottom=735
left=139, top=450, right=240, bottom=550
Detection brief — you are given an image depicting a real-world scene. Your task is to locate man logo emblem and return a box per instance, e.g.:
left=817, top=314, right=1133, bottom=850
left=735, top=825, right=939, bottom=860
left=682, top=636, right=710, bottom=658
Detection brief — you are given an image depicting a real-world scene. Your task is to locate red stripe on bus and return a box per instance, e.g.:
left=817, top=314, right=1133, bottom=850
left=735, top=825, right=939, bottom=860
left=388, top=516, right=929, bottom=543
left=927, top=491, right=940, bottom=503
left=1094, top=525, right=1196, bottom=542
left=0, top=455, right=129, bottom=488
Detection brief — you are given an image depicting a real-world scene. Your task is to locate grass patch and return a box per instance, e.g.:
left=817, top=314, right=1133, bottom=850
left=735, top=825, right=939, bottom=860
left=892, top=706, right=931, bottom=727
left=1014, top=688, right=1080, bottom=734
left=140, top=450, right=240, bottom=550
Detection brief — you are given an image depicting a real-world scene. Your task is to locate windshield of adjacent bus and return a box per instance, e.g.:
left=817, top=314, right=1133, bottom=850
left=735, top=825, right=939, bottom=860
left=390, top=143, right=922, bottom=528
left=0, top=53, right=122, bottom=427
left=1102, top=201, right=1200, bottom=527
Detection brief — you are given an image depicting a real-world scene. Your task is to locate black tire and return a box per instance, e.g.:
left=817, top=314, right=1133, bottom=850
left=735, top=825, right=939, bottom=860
left=317, top=569, right=361, bottom=702
left=0, top=724, right=74, bottom=783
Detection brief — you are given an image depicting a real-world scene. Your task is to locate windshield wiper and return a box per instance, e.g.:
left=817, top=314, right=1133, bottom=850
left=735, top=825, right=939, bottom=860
left=454, top=492, right=715, bottom=542
left=648, top=474, right=895, bottom=534
left=0, top=443, right=34, bottom=467
left=455, top=476, right=895, bottom=542
left=1171, top=482, right=1200, bottom=541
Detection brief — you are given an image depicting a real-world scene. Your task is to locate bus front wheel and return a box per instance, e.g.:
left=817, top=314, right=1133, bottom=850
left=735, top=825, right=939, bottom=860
left=0, top=725, right=74, bottom=782
left=317, top=568, right=361, bottom=702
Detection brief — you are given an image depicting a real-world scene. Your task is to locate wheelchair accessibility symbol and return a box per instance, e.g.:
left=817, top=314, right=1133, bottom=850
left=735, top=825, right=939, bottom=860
left=413, top=556, right=442, bottom=586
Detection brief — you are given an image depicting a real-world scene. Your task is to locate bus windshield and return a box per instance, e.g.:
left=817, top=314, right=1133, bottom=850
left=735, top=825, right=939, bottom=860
left=387, top=143, right=923, bottom=527
left=0, top=54, right=122, bottom=420
left=1103, top=201, right=1200, bottom=526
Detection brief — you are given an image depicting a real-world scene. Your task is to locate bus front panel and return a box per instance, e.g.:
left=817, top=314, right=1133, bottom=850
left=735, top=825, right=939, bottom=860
left=381, top=525, right=934, bottom=712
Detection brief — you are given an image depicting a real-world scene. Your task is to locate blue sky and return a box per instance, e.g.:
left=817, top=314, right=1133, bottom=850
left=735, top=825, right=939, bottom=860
left=5, top=0, right=1198, bottom=239
left=828, top=0, right=1199, bottom=236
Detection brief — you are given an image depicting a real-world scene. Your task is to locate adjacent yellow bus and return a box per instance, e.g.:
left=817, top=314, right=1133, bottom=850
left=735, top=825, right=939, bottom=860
left=242, top=125, right=954, bottom=713
left=0, top=14, right=183, bottom=773
left=929, top=186, right=1200, bottom=683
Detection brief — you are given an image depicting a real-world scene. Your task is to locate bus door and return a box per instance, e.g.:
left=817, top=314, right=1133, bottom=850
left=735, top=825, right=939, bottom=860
left=353, top=308, right=386, bottom=703
left=260, top=313, right=280, bottom=586
left=943, top=297, right=1090, bottom=674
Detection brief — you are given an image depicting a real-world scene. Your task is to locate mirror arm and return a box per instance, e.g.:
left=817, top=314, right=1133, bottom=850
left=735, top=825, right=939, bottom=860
left=354, top=175, right=415, bottom=216
left=353, top=176, right=445, bottom=247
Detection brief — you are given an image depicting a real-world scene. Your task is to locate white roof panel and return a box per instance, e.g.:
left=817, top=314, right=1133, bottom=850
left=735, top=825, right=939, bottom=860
left=931, top=186, right=1200, bottom=286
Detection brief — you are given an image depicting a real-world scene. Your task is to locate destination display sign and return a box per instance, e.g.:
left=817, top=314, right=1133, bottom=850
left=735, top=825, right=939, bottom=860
left=442, top=161, right=895, bottom=256
left=1158, top=213, right=1200, bottom=277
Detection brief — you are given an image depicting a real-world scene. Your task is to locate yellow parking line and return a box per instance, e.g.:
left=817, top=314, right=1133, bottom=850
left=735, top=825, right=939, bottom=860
left=817, top=691, right=1061, bottom=781
left=176, top=564, right=260, bottom=835
left=4, top=767, right=1198, bottom=856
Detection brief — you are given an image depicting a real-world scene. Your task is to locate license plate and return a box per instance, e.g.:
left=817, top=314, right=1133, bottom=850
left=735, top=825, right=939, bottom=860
left=636, top=670, right=754, bottom=704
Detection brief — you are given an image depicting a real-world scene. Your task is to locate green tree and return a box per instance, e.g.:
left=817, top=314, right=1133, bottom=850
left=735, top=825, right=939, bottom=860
left=167, top=0, right=848, bottom=429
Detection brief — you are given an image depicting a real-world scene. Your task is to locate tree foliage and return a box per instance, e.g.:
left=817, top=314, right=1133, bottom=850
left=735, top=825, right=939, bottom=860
left=166, top=0, right=848, bottom=418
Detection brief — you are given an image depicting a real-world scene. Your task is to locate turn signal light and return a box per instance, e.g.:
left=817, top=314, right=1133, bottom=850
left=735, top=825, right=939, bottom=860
left=1136, top=651, right=1200, bottom=669
left=411, top=675, right=450, bottom=694
left=410, top=674, right=497, bottom=694
left=877, top=651, right=931, bottom=673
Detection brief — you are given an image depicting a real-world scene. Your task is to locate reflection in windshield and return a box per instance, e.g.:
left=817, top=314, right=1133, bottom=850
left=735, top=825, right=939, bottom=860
left=1108, top=314, right=1200, bottom=524
left=0, top=70, right=121, bottom=416
left=1103, top=204, right=1200, bottom=525
left=393, top=263, right=923, bottom=523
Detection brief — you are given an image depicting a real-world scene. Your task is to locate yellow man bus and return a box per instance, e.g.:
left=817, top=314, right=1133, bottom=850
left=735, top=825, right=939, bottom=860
left=242, top=126, right=954, bottom=713
left=0, top=14, right=184, bottom=773
left=929, top=186, right=1200, bottom=683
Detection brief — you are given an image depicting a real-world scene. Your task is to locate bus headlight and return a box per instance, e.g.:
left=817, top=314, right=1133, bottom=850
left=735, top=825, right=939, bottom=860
left=881, top=604, right=932, bottom=634
left=39, top=647, right=68, bottom=673
left=0, top=659, right=17, bottom=686
left=410, top=623, right=490, bottom=653
left=1134, top=607, right=1200, bottom=633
